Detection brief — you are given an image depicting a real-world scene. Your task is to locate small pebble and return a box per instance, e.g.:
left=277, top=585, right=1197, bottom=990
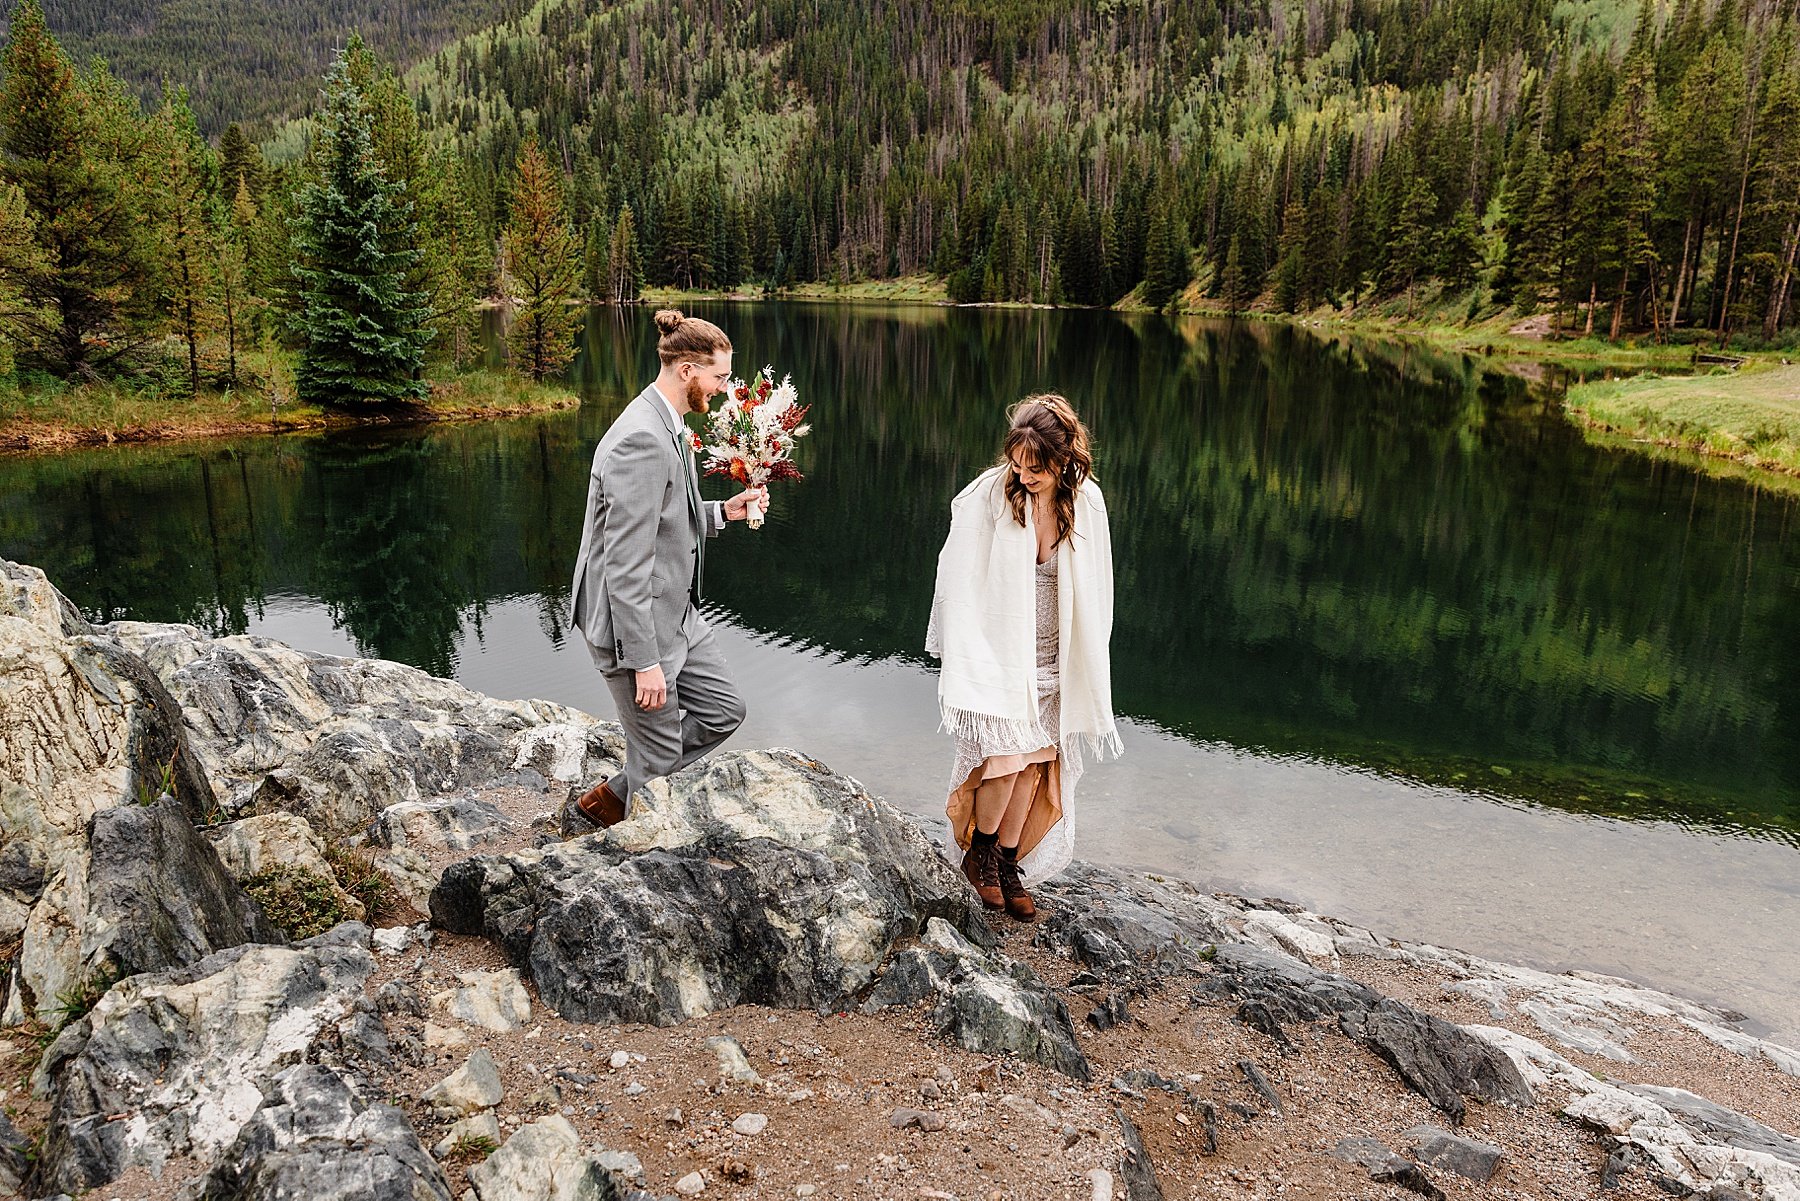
left=609, top=1050, right=630, bottom=1070
left=732, top=1112, right=769, bottom=1135
left=675, top=1171, right=705, bottom=1196
left=624, top=1082, right=647, bottom=1096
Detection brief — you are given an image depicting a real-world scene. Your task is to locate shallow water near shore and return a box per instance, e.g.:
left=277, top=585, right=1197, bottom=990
left=3, top=303, right=1797, bottom=1042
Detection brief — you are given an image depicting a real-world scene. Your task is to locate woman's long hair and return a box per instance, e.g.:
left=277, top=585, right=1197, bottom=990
left=999, top=394, right=1093, bottom=547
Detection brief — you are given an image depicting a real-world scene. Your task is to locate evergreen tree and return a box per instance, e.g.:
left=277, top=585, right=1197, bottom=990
left=1439, top=202, right=1483, bottom=290
left=0, top=0, right=160, bottom=375
left=606, top=205, right=643, bottom=303
left=1220, top=233, right=1248, bottom=312
left=0, top=183, right=48, bottom=376
left=502, top=140, right=584, bottom=382
left=157, top=89, right=217, bottom=396
left=214, top=178, right=260, bottom=384
left=289, top=50, right=428, bottom=407
left=217, top=121, right=265, bottom=197
left=1272, top=201, right=1307, bottom=311
left=1389, top=178, right=1437, bottom=300
left=1143, top=195, right=1191, bottom=311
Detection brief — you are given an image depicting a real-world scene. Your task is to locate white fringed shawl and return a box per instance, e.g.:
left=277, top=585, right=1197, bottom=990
left=925, top=467, right=1122, bottom=880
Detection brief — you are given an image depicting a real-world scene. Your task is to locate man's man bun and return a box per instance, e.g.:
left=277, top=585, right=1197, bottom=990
left=653, top=309, right=686, bottom=336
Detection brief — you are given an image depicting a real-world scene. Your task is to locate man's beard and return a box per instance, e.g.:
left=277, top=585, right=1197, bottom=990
left=685, top=375, right=710, bottom=414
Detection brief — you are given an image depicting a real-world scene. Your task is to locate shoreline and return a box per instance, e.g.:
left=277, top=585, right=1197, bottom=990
left=643, top=283, right=1800, bottom=488
left=0, top=368, right=580, bottom=454
left=1563, top=362, right=1800, bottom=485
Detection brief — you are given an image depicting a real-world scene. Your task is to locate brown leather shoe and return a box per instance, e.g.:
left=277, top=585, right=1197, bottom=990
left=962, top=840, right=1004, bottom=909
left=576, top=777, right=627, bottom=827
left=996, top=849, right=1036, bottom=922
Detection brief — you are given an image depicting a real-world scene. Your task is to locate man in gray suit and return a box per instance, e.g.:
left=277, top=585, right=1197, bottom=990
left=565, top=310, right=767, bottom=829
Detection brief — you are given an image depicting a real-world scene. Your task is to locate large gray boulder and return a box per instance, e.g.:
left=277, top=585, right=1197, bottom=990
left=431, top=750, right=993, bottom=1025
left=30, top=925, right=377, bottom=1196
left=105, top=622, right=623, bottom=834
left=86, top=795, right=284, bottom=976
left=186, top=1064, right=452, bottom=1201
left=0, top=562, right=249, bottom=1027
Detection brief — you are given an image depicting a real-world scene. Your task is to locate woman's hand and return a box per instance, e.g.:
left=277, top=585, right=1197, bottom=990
left=723, top=486, right=770, bottom=521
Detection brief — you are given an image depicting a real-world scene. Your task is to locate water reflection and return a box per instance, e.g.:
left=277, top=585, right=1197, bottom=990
left=2, top=304, right=1796, bottom=842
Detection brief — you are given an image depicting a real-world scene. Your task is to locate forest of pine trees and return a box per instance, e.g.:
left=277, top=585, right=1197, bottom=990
left=4, top=0, right=1800, bottom=410
left=391, top=0, right=1800, bottom=342
left=0, top=2, right=581, bottom=404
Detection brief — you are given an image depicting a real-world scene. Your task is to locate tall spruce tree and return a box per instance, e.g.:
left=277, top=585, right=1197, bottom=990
left=214, top=178, right=261, bottom=384
left=290, top=50, right=428, bottom=407
left=0, top=183, right=48, bottom=375
left=607, top=205, right=643, bottom=303
left=157, top=89, right=217, bottom=397
left=0, top=0, right=160, bottom=376
left=502, top=140, right=583, bottom=381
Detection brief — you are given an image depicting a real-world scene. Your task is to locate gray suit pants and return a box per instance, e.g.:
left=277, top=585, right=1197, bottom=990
left=598, top=606, right=746, bottom=805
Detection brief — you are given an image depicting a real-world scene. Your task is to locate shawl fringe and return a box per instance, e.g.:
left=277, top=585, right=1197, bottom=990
left=937, top=703, right=1052, bottom=752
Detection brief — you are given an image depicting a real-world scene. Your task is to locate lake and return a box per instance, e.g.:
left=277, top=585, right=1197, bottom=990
left=4, top=303, right=1797, bottom=1041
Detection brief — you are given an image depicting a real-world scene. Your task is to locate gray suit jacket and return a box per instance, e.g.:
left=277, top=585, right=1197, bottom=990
left=570, top=386, right=725, bottom=673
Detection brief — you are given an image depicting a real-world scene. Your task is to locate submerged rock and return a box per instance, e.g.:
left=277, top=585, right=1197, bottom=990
left=30, top=925, right=376, bottom=1196
left=187, top=1063, right=451, bottom=1201
left=431, top=750, right=991, bottom=1026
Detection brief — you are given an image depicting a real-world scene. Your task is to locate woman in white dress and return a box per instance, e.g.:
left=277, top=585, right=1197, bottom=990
left=926, top=395, right=1121, bottom=921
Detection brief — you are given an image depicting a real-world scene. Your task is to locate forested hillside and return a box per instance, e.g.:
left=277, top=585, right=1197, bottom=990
left=390, top=0, right=1800, bottom=341
left=10, top=0, right=524, bottom=131
left=3, top=0, right=1799, bottom=405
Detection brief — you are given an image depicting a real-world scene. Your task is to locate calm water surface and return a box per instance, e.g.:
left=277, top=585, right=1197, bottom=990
left=5, top=305, right=1798, bottom=1041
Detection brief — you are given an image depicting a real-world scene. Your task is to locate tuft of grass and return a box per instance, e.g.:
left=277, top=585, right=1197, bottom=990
left=322, top=843, right=395, bottom=921
left=40, top=966, right=120, bottom=1036
left=242, top=863, right=358, bottom=940
left=440, top=1133, right=501, bottom=1166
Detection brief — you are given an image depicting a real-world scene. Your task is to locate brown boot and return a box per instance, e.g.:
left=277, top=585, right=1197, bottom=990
left=962, top=838, right=1004, bottom=909
left=576, top=777, right=627, bottom=827
left=996, top=847, right=1035, bottom=922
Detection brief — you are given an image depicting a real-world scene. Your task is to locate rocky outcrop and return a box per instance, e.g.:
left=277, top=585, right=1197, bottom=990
left=1197, top=941, right=1534, bottom=1123
left=866, top=918, right=1089, bottom=1080
left=86, top=795, right=284, bottom=975
left=30, top=924, right=377, bottom=1196
left=468, top=1115, right=650, bottom=1201
left=188, top=1064, right=453, bottom=1201
left=1033, top=862, right=1238, bottom=980
left=105, top=621, right=623, bottom=834
left=1473, top=1024, right=1800, bottom=1199
left=0, top=563, right=248, bottom=1026
left=431, top=750, right=993, bottom=1026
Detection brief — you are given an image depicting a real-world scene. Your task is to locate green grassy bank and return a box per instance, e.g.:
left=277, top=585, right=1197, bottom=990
left=1564, top=362, right=1800, bottom=481
left=0, top=348, right=579, bottom=453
